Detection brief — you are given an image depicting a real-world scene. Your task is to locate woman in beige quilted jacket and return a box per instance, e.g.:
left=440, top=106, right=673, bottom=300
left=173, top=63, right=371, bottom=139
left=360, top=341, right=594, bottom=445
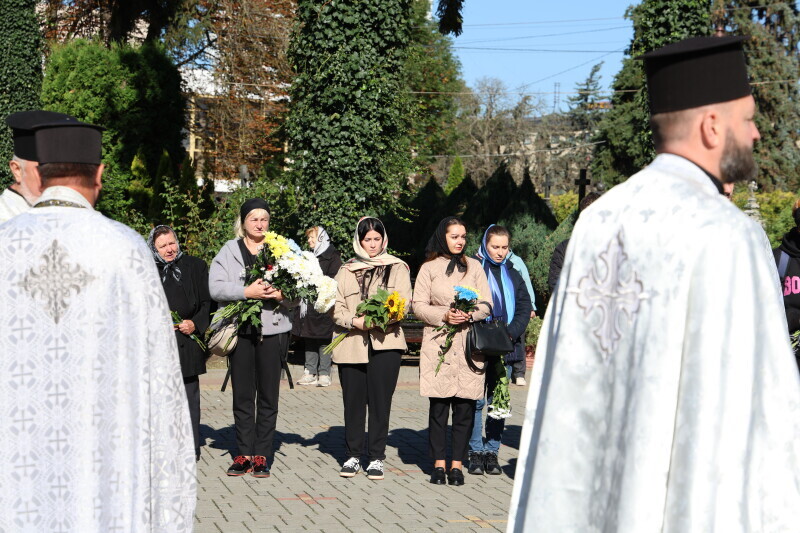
left=412, top=216, right=492, bottom=486
left=331, top=217, right=412, bottom=481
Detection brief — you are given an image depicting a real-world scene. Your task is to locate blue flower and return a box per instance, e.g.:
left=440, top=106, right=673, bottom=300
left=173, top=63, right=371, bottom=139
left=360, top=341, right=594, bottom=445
left=287, top=238, right=302, bottom=253
left=454, top=285, right=479, bottom=301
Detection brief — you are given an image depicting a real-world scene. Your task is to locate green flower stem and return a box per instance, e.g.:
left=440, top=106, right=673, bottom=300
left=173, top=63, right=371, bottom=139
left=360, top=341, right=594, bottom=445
left=322, top=332, right=348, bottom=356
left=172, top=311, right=207, bottom=351
left=487, top=357, right=512, bottom=420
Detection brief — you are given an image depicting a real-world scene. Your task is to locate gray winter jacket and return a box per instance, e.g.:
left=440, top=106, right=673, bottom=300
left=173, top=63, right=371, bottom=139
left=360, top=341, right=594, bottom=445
left=209, top=239, right=297, bottom=335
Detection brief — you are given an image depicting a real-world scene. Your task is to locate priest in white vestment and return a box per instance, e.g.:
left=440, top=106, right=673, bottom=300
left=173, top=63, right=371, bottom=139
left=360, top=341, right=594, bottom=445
left=0, top=117, right=196, bottom=531
left=0, top=111, right=72, bottom=223
left=509, top=37, right=800, bottom=532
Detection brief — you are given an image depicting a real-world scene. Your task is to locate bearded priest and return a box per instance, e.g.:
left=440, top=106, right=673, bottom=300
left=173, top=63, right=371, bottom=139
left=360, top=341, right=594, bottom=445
left=0, top=116, right=196, bottom=531
left=509, top=37, right=800, bottom=532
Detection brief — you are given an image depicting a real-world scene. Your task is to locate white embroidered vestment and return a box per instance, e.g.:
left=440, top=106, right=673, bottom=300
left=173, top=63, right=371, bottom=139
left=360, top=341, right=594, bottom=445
left=0, top=186, right=196, bottom=532
left=509, top=154, right=800, bottom=533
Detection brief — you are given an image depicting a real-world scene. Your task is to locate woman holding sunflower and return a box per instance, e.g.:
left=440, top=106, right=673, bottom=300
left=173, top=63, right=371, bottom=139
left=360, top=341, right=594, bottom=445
left=331, top=217, right=412, bottom=481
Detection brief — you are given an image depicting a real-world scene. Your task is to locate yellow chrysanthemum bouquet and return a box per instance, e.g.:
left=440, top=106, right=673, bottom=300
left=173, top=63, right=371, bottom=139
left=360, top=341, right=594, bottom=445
left=323, top=289, right=407, bottom=355
left=205, top=231, right=337, bottom=354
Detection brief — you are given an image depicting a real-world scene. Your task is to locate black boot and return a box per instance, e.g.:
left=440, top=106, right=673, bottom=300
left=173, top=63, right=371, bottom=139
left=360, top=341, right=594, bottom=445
left=467, top=451, right=484, bottom=475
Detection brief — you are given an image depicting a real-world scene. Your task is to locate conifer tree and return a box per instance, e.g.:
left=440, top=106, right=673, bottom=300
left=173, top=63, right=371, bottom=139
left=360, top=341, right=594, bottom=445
left=444, top=156, right=465, bottom=195
left=406, top=0, right=465, bottom=175
left=726, top=1, right=800, bottom=190
left=566, top=62, right=604, bottom=133
left=592, top=0, right=710, bottom=187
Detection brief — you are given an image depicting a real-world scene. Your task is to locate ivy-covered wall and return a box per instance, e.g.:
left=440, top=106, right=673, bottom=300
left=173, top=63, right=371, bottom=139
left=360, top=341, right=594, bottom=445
left=0, top=0, right=42, bottom=188
left=285, top=0, right=415, bottom=248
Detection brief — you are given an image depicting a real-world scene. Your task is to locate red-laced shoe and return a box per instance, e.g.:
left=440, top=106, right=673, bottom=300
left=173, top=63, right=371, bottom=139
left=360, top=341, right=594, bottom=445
left=226, top=455, right=252, bottom=476
left=252, top=455, right=270, bottom=478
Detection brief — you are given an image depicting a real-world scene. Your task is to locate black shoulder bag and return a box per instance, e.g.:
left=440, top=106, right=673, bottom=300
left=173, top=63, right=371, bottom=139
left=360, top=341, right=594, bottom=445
left=465, top=318, right=514, bottom=373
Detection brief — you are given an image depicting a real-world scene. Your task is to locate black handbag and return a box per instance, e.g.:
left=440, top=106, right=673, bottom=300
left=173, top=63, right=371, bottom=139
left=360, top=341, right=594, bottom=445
left=466, top=318, right=514, bottom=372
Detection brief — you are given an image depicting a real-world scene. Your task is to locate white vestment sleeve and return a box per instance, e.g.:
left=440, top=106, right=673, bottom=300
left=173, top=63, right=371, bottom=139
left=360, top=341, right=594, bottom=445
left=663, top=222, right=800, bottom=532
left=134, top=243, right=198, bottom=531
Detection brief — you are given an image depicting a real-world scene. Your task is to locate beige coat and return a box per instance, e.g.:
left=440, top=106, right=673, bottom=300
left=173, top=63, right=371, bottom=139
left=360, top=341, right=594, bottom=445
left=331, top=262, right=413, bottom=364
left=413, top=256, right=492, bottom=399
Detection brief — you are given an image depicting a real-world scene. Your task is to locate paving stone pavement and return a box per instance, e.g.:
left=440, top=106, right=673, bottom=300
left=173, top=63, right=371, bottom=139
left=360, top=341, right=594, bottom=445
left=195, top=362, right=530, bottom=532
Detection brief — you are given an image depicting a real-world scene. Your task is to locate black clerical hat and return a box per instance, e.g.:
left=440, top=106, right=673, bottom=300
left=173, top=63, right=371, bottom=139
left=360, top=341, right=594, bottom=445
left=639, top=36, right=751, bottom=114
left=33, top=118, right=104, bottom=165
left=5, top=110, right=76, bottom=161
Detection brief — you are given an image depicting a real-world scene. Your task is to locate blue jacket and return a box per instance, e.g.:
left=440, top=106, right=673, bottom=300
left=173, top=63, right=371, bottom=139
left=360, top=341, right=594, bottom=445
left=508, top=251, right=536, bottom=311
left=482, top=260, right=533, bottom=363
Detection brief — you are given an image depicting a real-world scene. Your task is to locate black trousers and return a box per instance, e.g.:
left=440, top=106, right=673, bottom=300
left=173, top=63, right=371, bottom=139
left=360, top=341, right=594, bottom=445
left=338, top=349, right=402, bottom=461
left=511, top=358, right=526, bottom=380
left=230, top=332, right=287, bottom=458
left=183, top=375, right=201, bottom=454
left=428, top=397, right=476, bottom=463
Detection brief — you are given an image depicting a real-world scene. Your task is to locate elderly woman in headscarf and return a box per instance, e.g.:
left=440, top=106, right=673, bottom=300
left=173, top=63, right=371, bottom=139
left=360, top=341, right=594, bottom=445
left=331, top=217, right=412, bottom=481
left=294, top=226, right=342, bottom=387
left=412, top=216, right=492, bottom=486
left=209, top=198, right=296, bottom=478
left=147, top=224, right=211, bottom=461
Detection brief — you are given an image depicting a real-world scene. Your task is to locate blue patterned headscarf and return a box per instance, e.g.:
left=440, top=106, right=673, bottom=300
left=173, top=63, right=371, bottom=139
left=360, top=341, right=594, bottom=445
left=476, top=225, right=515, bottom=324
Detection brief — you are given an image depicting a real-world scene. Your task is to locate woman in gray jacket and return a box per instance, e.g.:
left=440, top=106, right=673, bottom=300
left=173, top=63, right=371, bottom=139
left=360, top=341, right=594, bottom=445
left=209, top=198, right=296, bottom=478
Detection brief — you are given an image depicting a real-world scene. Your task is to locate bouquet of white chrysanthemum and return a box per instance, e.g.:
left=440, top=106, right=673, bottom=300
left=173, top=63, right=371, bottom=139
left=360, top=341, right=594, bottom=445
left=205, top=231, right=337, bottom=348
left=314, top=276, right=338, bottom=313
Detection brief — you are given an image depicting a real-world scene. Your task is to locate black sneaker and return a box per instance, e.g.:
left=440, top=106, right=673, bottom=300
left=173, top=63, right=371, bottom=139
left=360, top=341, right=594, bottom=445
left=366, top=459, right=384, bottom=480
left=340, top=457, right=361, bottom=478
left=447, top=468, right=465, bottom=486
left=226, top=455, right=252, bottom=476
left=252, top=455, right=270, bottom=478
left=467, top=452, right=484, bottom=475
left=484, top=452, right=502, bottom=475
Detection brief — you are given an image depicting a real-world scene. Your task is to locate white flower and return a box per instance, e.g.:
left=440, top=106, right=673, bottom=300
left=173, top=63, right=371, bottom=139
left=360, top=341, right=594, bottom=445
left=487, top=406, right=512, bottom=420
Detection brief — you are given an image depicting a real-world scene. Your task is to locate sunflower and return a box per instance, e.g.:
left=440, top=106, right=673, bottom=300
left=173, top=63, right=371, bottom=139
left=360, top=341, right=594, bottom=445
left=384, top=291, right=406, bottom=321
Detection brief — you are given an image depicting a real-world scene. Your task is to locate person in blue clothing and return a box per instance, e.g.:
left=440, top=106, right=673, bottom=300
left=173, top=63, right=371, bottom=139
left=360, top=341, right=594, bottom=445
left=468, top=225, right=532, bottom=475
left=505, top=251, right=536, bottom=385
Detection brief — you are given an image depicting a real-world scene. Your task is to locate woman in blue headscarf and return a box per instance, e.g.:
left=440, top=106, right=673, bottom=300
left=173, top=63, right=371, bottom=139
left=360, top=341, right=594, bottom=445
left=467, top=225, right=532, bottom=476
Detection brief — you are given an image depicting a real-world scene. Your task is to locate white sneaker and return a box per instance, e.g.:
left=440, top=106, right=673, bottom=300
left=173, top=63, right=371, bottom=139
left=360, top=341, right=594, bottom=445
left=340, top=457, right=361, bottom=477
left=515, top=377, right=527, bottom=386
left=297, top=370, right=317, bottom=385
left=317, top=375, right=331, bottom=387
left=366, top=459, right=384, bottom=480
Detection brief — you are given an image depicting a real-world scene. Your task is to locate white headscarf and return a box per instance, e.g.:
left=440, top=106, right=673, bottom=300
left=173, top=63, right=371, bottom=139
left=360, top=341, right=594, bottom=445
left=313, top=226, right=331, bottom=257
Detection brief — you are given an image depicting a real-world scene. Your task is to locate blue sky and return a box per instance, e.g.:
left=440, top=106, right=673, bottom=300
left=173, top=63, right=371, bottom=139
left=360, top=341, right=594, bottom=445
left=442, top=0, right=636, bottom=112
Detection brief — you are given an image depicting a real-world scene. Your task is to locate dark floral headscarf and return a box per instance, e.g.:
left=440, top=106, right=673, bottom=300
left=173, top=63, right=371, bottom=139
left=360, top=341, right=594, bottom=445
left=147, top=225, right=185, bottom=283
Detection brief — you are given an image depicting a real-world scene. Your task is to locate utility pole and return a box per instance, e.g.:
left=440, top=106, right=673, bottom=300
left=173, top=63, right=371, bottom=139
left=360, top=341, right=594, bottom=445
left=553, top=82, right=560, bottom=113
left=713, top=0, right=726, bottom=36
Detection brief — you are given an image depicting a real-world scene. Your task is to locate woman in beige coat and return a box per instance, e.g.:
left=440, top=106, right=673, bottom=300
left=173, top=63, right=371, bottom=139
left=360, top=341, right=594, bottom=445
left=412, top=216, right=492, bottom=486
left=332, top=217, right=412, bottom=481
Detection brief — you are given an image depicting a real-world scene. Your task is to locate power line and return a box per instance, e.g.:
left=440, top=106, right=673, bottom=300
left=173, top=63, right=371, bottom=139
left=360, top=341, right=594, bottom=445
left=407, top=78, right=798, bottom=96
left=427, top=5, right=775, bottom=29
left=452, top=46, right=624, bottom=53
left=516, top=49, right=625, bottom=90
left=191, top=78, right=798, bottom=95
left=458, top=17, right=625, bottom=28
left=454, top=25, right=631, bottom=45
left=420, top=141, right=605, bottom=159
